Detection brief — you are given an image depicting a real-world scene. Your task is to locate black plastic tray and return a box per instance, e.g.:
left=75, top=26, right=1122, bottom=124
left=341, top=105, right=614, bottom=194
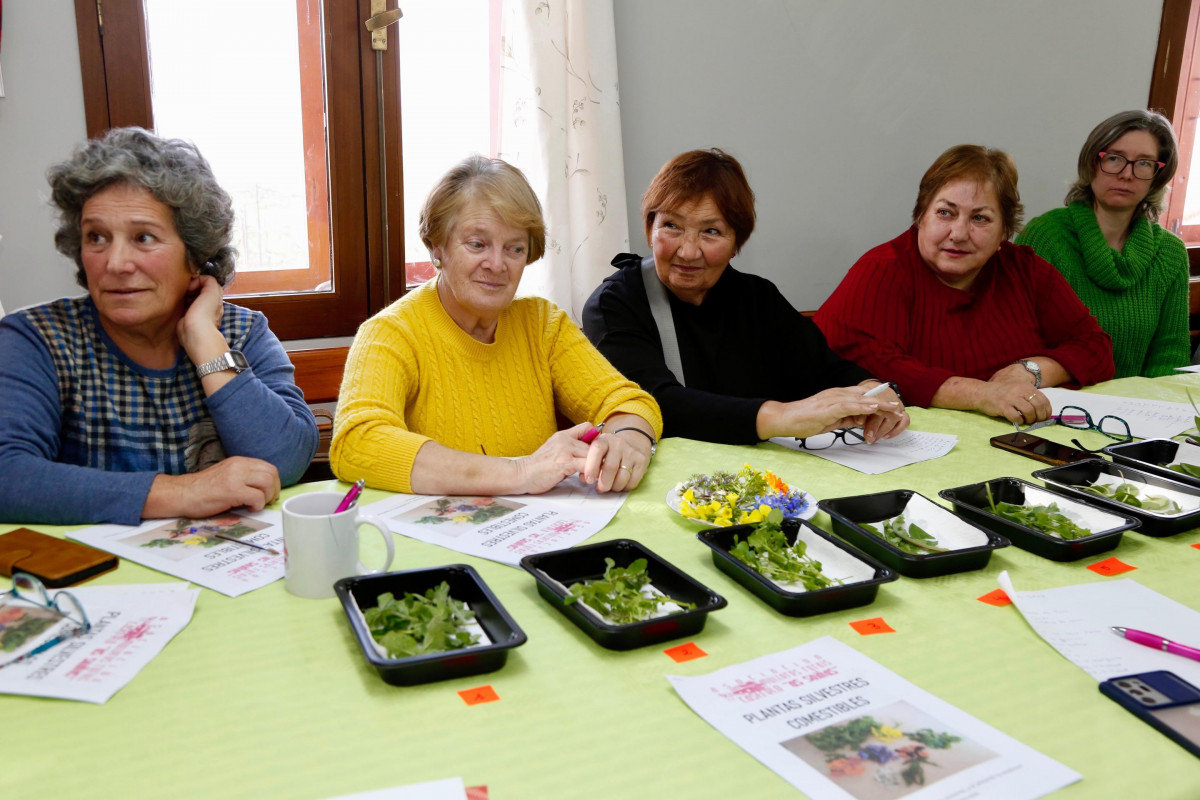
left=1104, top=439, right=1200, bottom=488
left=940, top=477, right=1137, bottom=561
left=1032, top=461, right=1200, bottom=537
left=818, top=490, right=1007, bottom=578
left=520, top=538, right=726, bottom=650
left=696, top=517, right=896, bottom=616
left=335, top=564, right=527, bottom=686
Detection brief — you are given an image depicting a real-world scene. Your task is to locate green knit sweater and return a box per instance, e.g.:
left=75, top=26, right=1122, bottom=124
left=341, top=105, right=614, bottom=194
left=1016, top=202, right=1189, bottom=378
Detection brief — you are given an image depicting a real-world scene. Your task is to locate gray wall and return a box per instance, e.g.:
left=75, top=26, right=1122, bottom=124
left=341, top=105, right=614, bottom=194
left=614, top=0, right=1164, bottom=308
left=0, top=1, right=88, bottom=312
left=0, top=1, right=1166, bottom=315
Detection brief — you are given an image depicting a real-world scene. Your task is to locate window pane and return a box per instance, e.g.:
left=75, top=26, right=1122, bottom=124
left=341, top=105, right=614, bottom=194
left=399, top=0, right=493, bottom=285
left=143, top=0, right=332, bottom=296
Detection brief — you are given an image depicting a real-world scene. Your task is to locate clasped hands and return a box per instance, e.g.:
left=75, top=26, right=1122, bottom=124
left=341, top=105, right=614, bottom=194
left=517, top=419, right=653, bottom=495
left=757, top=381, right=908, bottom=442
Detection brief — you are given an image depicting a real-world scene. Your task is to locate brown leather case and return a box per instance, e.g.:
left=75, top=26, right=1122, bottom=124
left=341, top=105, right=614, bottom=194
left=0, top=528, right=119, bottom=588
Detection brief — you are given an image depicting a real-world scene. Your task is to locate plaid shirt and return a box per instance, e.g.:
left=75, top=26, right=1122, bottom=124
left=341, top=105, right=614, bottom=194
left=23, top=296, right=256, bottom=475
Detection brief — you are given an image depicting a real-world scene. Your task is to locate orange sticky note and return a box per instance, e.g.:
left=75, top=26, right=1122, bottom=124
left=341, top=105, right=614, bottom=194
left=1088, top=557, right=1136, bottom=576
left=850, top=617, right=895, bottom=635
left=664, top=642, right=708, bottom=663
left=977, top=588, right=1011, bottom=606
left=465, top=786, right=489, bottom=800
left=458, top=685, right=500, bottom=706
left=1191, top=543, right=1200, bottom=551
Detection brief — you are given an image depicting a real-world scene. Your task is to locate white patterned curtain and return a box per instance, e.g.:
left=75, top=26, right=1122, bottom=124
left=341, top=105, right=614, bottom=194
left=499, top=0, right=629, bottom=321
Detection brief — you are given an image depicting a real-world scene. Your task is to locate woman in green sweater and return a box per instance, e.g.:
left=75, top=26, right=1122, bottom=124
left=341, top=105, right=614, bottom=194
left=1017, top=109, right=1188, bottom=378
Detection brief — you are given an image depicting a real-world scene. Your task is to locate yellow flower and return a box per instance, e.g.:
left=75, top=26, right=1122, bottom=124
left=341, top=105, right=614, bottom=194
left=872, top=725, right=903, bottom=742
left=452, top=514, right=470, bottom=523
left=683, top=488, right=697, bottom=503
left=183, top=536, right=206, bottom=546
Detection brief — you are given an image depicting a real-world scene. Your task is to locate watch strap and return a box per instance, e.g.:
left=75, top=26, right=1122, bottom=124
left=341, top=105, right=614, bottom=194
left=196, top=350, right=248, bottom=378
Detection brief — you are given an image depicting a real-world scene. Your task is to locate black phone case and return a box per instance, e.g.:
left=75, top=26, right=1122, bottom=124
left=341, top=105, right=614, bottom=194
left=989, top=432, right=1094, bottom=467
left=1100, top=671, right=1200, bottom=758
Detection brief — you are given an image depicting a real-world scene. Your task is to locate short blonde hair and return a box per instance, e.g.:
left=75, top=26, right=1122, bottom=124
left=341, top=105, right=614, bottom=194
left=419, top=155, right=546, bottom=264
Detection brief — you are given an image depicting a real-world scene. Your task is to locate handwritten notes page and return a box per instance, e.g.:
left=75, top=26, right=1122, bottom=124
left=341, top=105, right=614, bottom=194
left=0, top=583, right=198, bottom=704
left=69, top=509, right=283, bottom=597
left=998, top=572, right=1200, bottom=685
left=668, top=637, right=1079, bottom=800
left=770, top=430, right=957, bottom=474
left=1041, top=388, right=1194, bottom=441
left=360, top=476, right=627, bottom=567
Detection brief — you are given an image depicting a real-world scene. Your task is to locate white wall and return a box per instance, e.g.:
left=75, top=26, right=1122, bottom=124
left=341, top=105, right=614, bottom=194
left=0, top=1, right=89, bottom=312
left=613, top=0, right=1164, bottom=309
left=0, top=1, right=1167, bottom=314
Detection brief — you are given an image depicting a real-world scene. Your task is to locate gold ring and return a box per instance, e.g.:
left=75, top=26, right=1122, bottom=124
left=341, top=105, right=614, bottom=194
left=619, top=464, right=633, bottom=473
left=1026, top=394, right=1036, bottom=402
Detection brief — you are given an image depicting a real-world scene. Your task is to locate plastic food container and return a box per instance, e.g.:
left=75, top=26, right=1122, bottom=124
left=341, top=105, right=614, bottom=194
left=696, top=517, right=897, bottom=616
left=1032, top=461, right=1200, bottom=537
left=1104, top=439, right=1200, bottom=488
left=335, top=564, right=527, bottom=686
left=818, top=490, right=1007, bottom=578
left=940, top=477, right=1138, bottom=561
left=519, top=538, right=726, bottom=650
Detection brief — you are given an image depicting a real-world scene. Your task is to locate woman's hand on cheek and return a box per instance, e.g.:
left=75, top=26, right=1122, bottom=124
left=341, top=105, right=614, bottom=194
left=177, top=274, right=225, bottom=350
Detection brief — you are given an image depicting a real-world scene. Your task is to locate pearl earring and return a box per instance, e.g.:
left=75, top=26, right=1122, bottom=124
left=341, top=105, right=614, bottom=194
left=432, top=258, right=442, bottom=268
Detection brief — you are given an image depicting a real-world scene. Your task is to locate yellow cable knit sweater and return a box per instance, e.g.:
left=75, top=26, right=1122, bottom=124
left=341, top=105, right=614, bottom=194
left=330, top=280, right=663, bottom=493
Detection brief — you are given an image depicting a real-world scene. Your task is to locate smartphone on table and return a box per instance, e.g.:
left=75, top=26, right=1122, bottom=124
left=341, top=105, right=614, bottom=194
left=1099, top=671, right=1200, bottom=758
left=989, top=432, right=1096, bottom=467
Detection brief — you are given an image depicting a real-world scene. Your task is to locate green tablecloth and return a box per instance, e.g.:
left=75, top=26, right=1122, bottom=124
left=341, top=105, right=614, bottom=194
left=4, top=377, right=1200, bottom=798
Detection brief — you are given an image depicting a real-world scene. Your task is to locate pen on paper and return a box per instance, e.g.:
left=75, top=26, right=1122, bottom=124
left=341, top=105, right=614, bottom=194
left=335, top=478, right=366, bottom=513
left=1111, top=626, right=1200, bottom=663
left=212, top=533, right=281, bottom=556
left=581, top=423, right=604, bottom=444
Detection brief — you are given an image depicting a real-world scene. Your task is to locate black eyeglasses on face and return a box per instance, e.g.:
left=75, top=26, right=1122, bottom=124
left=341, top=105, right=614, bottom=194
left=1097, top=151, right=1164, bottom=181
left=794, top=428, right=867, bottom=451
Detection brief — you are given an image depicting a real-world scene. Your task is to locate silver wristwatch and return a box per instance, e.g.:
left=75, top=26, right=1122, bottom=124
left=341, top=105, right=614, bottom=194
left=1016, top=359, right=1042, bottom=388
left=196, top=350, right=249, bottom=378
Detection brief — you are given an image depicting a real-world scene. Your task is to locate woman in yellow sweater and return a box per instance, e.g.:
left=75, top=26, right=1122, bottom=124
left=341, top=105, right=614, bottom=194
left=331, top=155, right=662, bottom=496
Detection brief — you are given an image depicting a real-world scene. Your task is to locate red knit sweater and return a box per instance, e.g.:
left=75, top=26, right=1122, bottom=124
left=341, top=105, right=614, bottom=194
left=814, top=228, right=1115, bottom=408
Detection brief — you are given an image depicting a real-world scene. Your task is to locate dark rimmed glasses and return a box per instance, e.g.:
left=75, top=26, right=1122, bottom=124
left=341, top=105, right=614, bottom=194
left=1097, top=151, right=1165, bottom=180
left=0, top=572, right=92, bottom=670
left=794, top=428, right=867, bottom=451
left=1057, top=404, right=1132, bottom=453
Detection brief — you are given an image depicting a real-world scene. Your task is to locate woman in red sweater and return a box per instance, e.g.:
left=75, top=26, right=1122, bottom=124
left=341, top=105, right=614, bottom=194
left=814, top=145, right=1114, bottom=425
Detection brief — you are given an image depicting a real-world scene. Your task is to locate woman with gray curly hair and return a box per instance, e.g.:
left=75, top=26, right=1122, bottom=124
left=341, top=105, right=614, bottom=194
left=1017, top=110, right=1187, bottom=378
left=0, top=127, right=318, bottom=525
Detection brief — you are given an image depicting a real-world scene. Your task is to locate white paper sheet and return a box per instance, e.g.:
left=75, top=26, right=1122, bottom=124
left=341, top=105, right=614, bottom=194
left=1040, top=388, right=1195, bottom=441
left=770, top=430, right=957, bottom=475
left=68, top=509, right=283, bottom=597
left=0, top=583, right=198, bottom=704
left=997, top=572, right=1200, bottom=685
left=360, top=476, right=626, bottom=567
left=325, top=777, right=467, bottom=800
left=668, top=637, right=1079, bottom=800
left=1174, top=365, right=1200, bottom=373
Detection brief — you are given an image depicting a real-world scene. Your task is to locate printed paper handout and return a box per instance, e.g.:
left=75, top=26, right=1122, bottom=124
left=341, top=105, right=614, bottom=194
left=68, top=509, right=283, bottom=597
left=770, top=430, right=957, bottom=475
left=997, top=572, right=1200, bottom=685
left=360, top=476, right=627, bottom=567
left=1041, top=388, right=1194, bottom=441
left=668, top=637, right=1079, bottom=800
left=0, top=582, right=198, bottom=704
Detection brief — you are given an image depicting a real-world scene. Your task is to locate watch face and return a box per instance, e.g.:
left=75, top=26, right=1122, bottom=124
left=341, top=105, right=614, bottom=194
left=229, top=350, right=249, bottom=370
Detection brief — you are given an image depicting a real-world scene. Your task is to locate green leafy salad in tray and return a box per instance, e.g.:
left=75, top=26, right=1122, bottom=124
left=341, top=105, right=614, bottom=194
left=862, top=515, right=945, bottom=554
left=1077, top=481, right=1182, bottom=514
left=364, top=581, right=480, bottom=659
left=1166, top=461, right=1200, bottom=479
left=729, top=509, right=841, bottom=590
left=564, top=558, right=695, bottom=625
left=984, top=483, right=1091, bottom=540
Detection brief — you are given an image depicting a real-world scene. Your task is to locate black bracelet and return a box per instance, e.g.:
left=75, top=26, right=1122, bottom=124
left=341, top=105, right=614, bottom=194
left=613, top=426, right=657, bottom=455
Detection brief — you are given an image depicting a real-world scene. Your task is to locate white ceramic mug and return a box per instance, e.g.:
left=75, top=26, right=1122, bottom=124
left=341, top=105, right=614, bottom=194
left=282, top=491, right=395, bottom=598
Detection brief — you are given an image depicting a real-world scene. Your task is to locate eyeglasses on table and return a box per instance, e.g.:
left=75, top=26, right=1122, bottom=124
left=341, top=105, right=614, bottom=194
left=0, top=572, right=92, bottom=670
left=793, top=427, right=868, bottom=451
left=1055, top=404, right=1133, bottom=453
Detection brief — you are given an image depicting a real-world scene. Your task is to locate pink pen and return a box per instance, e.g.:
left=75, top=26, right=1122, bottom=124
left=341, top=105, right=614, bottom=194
left=335, top=479, right=366, bottom=513
left=1112, top=627, right=1200, bottom=664
left=580, top=423, right=604, bottom=444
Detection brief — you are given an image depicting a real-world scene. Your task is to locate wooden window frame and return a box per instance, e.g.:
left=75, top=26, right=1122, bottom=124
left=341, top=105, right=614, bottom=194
left=72, top=0, right=404, bottom=340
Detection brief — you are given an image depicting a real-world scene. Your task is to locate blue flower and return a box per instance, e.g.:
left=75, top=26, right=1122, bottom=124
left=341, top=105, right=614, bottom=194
left=756, top=490, right=810, bottom=518
left=858, top=744, right=897, bottom=764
